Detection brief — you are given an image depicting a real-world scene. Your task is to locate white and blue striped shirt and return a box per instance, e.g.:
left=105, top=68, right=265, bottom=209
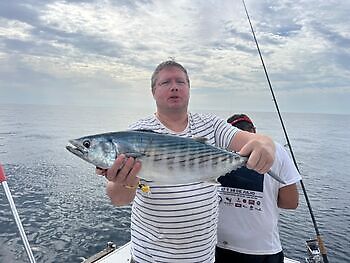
left=128, top=113, right=238, bottom=263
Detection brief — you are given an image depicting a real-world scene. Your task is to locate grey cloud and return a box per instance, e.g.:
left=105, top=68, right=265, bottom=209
left=211, top=38, right=269, bottom=56
left=4, top=24, right=126, bottom=59
left=3, top=32, right=124, bottom=59
left=68, top=35, right=125, bottom=58
left=274, top=24, right=302, bottom=37
left=0, top=0, right=349, bottom=113
left=232, top=43, right=257, bottom=55
left=332, top=52, right=350, bottom=71
left=0, top=62, right=59, bottom=89
left=0, top=1, right=47, bottom=24
left=226, top=27, right=252, bottom=42
left=223, top=23, right=284, bottom=52
left=315, top=51, right=350, bottom=73
left=303, top=22, right=350, bottom=72
left=132, top=43, right=151, bottom=52
left=2, top=39, right=40, bottom=54
left=312, top=22, right=350, bottom=47
left=249, top=2, right=303, bottom=39
left=62, top=0, right=152, bottom=10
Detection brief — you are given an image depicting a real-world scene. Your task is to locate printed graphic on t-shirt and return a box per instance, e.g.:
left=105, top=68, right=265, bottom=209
left=217, top=167, right=264, bottom=211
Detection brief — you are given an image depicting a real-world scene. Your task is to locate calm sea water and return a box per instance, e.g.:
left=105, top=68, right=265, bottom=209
left=0, top=104, right=349, bottom=262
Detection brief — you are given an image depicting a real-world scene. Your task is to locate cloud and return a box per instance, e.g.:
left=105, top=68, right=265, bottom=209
left=0, top=0, right=349, bottom=114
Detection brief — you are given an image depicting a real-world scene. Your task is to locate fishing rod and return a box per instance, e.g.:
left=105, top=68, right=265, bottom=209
left=0, top=164, right=37, bottom=263
left=241, top=1, right=329, bottom=262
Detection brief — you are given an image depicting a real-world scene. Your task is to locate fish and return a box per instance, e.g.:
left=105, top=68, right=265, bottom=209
left=66, top=130, right=285, bottom=185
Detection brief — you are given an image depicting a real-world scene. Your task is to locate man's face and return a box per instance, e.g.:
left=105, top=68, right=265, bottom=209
left=153, top=66, right=190, bottom=113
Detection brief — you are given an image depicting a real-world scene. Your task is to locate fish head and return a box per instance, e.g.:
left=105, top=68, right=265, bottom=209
left=66, top=135, right=116, bottom=169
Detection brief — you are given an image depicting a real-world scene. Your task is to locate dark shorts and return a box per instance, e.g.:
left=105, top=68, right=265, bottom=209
left=215, top=246, right=284, bottom=263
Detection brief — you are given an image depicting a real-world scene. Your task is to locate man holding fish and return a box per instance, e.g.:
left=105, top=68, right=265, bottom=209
left=95, top=60, right=276, bottom=262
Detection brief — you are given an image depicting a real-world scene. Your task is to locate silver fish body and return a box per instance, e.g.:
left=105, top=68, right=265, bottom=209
left=66, top=130, right=248, bottom=184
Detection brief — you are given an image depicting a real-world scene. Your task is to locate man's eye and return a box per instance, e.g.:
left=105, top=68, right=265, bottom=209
left=160, top=81, right=169, bottom=86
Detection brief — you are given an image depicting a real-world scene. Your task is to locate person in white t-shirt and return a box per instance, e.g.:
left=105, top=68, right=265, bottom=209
left=97, top=61, right=277, bottom=263
left=216, top=114, right=301, bottom=263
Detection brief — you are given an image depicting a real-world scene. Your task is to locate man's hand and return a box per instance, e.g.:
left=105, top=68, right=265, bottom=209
left=231, top=131, right=275, bottom=174
left=96, top=154, right=142, bottom=206
left=96, top=154, right=141, bottom=187
left=239, top=139, right=275, bottom=174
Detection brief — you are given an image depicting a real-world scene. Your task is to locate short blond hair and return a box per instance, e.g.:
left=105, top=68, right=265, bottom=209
left=151, top=60, right=190, bottom=92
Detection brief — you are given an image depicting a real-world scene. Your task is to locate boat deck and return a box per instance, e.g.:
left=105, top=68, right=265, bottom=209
left=83, top=242, right=300, bottom=263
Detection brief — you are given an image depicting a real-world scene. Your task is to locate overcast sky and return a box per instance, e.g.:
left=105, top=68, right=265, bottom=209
left=1, top=0, right=349, bottom=114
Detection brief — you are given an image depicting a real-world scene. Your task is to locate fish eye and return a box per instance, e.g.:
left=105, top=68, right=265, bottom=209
left=83, top=140, right=90, bottom=148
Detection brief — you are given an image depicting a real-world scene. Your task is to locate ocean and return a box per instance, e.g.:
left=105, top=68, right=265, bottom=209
left=0, top=104, right=349, bottom=262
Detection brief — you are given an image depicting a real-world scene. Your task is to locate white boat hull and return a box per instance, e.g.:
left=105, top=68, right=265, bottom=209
left=83, top=242, right=300, bottom=263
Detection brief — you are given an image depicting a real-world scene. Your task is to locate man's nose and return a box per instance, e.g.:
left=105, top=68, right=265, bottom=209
left=170, top=81, right=179, bottom=91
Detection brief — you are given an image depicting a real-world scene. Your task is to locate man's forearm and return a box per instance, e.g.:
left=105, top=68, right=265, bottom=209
left=278, top=183, right=299, bottom=209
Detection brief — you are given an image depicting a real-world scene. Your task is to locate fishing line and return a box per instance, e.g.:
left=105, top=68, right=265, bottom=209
left=241, top=1, right=329, bottom=262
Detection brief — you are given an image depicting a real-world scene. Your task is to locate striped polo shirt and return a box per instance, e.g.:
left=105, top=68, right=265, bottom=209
left=128, top=113, right=238, bottom=263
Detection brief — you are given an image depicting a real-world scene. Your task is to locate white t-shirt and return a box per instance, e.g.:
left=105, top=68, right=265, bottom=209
left=128, top=113, right=238, bottom=263
left=217, top=143, right=301, bottom=255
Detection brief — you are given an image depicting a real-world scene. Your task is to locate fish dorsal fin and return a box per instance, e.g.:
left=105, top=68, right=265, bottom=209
left=192, top=137, right=208, bottom=144
left=132, top=129, right=160, bottom=134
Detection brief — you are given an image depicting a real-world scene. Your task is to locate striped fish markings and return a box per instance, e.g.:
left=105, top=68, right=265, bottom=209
left=66, top=130, right=285, bottom=185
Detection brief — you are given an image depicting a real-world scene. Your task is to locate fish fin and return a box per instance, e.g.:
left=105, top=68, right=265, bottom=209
left=192, top=137, right=208, bottom=144
left=132, top=129, right=160, bottom=134
left=114, top=140, right=144, bottom=158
